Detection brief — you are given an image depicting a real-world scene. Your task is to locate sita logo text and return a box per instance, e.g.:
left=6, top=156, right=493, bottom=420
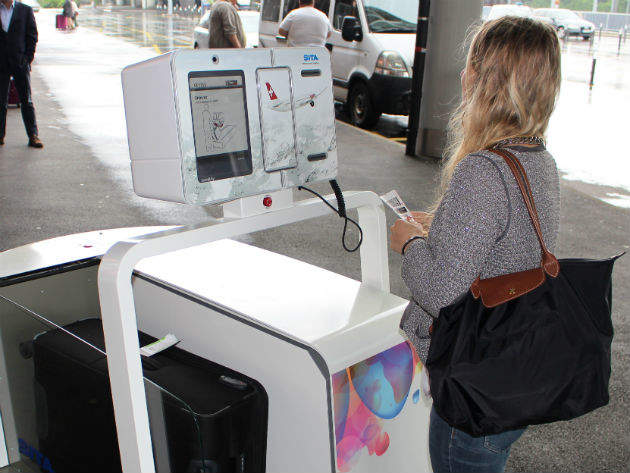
left=18, top=438, right=55, bottom=473
left=303, top=54, right=319, bottom=62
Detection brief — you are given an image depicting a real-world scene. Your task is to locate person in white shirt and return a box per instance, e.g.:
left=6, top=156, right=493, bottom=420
left=278, top=0, right=332, bottom=48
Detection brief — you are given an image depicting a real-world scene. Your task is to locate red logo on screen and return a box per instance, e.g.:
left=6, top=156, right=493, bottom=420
left=266, top=82, right=278, bottom=100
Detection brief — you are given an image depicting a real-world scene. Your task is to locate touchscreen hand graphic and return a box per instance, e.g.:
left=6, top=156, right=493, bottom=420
left=202, top=110, right=236, bottom=151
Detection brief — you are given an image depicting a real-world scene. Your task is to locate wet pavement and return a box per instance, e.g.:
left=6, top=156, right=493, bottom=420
left=76, top=7, right=194, bottom=51
left=76, top=6, right=260, bottom=51
left=550, top=34, right=630, bottom=206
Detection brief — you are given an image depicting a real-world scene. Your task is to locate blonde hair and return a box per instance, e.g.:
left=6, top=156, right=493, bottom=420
left=435, top=16, right=561, bottom=208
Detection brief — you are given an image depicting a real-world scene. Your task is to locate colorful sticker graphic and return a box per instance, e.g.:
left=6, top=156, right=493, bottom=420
left=333, top=341, right=424, bottom=472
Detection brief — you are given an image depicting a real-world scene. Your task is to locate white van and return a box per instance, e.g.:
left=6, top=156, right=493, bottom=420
left=259, top=0, right=417, bottom=128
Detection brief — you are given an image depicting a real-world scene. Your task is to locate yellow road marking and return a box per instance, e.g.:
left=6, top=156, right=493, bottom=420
left=336, top=121, right=406, bottom=147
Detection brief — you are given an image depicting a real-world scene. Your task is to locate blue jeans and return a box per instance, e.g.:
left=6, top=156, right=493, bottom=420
left=429, top=407, right=525, bottom=473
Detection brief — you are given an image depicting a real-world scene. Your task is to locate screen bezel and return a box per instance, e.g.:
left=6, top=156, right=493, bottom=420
left=188, top=70, right=253, bottom=183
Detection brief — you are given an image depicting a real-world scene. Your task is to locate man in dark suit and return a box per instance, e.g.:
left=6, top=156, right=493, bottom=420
left=0, top=0, right=43, bottom=148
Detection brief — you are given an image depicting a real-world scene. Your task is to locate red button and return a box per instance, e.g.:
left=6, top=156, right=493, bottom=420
left=263, top=196, right=273, bottom=208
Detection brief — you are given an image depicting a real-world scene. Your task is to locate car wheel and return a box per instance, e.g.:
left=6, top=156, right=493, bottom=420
left=557, top=27, right=565, bottom=39
left=348, top=82, right=381, bottom=129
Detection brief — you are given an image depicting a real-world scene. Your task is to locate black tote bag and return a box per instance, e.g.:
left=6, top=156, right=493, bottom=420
left=425, top=148, right=622, bottom=437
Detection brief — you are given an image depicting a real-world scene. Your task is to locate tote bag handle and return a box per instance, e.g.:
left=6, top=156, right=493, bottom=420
left=486, top=148, right=559, bottom=278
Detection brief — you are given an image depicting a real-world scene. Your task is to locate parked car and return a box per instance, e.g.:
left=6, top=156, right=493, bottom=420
left=259, top=0, right=417, bottom=128
left=18, top=0, right=41, bottom=12
left=533, top=8, right=595, bottom=40
left=485, top=4, right=533, bottom=21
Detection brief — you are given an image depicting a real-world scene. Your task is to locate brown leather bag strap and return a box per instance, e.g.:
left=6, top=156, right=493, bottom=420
left=501, top=149, right=541, bottom=218
left=492, top=149, right=544, bottom=240
left=488, top=148, right=559, bottom=277
left=499, top=150, right=549, bottom=258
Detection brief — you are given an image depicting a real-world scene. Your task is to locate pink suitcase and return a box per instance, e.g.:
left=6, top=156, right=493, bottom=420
left=8, top=77, right=20, bottom=108
left=56, top=14, right=67, bottom=30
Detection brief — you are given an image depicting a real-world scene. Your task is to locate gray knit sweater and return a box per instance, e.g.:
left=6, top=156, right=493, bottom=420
left=400, top=145, right=560, bottom=363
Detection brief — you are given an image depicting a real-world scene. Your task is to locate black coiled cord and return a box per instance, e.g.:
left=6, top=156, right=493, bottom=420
left=298, top=179, right=363, bottom=253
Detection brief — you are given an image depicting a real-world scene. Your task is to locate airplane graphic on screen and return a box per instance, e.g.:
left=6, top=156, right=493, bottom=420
left=265, top=82, right=324, bottom=112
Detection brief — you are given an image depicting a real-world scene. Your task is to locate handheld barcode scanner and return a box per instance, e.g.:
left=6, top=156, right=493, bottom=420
left=0, top=48, right=432, bottom=473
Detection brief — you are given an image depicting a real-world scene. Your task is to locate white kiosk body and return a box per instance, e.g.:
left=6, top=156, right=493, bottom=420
left=122, top=48, right=337, bottom=204
left=0, top=48, right=432, bottom=473
left=0, top=228, right=432, bottom=473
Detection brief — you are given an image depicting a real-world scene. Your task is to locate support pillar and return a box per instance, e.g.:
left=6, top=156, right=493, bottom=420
left=409, top=0, right=481, bottom=159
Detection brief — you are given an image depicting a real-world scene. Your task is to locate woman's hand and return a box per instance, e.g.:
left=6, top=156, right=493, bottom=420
left=410, top=211, right=434, bottom=231
left=390, top=219, right=425, bottom=254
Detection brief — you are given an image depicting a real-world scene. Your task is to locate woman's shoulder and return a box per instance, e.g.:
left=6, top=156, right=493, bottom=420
left=439, top=153, right=511, bottom=210
left=451, top=151, right=508, bottom=186
left=460, top=147, right=557, bottom=178
left=446, top=148, right=558, bottom=202
left=472, top=146, right=556, bottom=164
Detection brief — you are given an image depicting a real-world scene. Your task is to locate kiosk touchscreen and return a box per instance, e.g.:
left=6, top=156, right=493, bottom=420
left=188, top=71, right=253, bottom=182
left=122, top=48, right=337, bottom=205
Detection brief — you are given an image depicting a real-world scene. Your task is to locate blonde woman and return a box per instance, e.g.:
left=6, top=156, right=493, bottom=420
left=390, top=17, right=562, bottom=473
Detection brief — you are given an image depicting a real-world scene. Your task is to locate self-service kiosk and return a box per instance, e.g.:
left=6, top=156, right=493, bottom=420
left=122, top=48, right=337, bottom=204
left=0, top=48, right=432, bottom=473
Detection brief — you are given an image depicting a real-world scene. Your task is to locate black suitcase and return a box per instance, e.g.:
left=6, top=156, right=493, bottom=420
left=29, top=318, right=268, bottom=473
